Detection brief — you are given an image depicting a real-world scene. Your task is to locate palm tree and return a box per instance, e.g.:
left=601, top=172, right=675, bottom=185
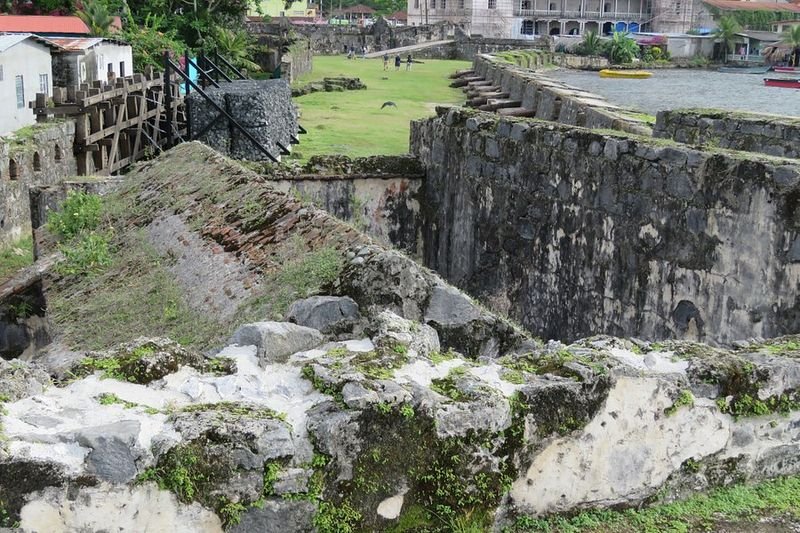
left=713, top=16, right=741, bottom=63
left=581, top=30, right=602, bottom=56
left=214, top=28, right=262, bottom=73
left=608, top=32, right=639, bottom=64
left=781, top=25, right=800, bottom=66
left=76, top=0, right=115, bottom=37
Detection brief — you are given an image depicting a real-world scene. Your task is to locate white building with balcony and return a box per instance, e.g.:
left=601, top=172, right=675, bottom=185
left=408, top=0, right=652, bottom=38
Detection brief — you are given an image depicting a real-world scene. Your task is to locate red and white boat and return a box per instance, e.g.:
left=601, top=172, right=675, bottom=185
left=764, top=77, right=800, bottom=88
left=773, top=66, right=798, bottom=73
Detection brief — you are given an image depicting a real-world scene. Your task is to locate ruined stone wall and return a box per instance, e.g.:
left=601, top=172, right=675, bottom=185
left=411, top=107, right=800, bottom=345
left=258, top=155, right=424, bottom=256
left=270, top=176, right=422, bottom=257
left=281, top=39, right=313, bottom=82
left=247, top=20, right=455, bottom=55
left=470, top=55, right=652, bottom=134
left=0, top=121, right=78, bottom=247
left=654, top=109, right=800, bottom=159
left=254, top=37, right=313, bottom=82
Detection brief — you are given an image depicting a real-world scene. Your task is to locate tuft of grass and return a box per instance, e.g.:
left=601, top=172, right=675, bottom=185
left=664, top=390, right=694, bottom=416
left=0, top=236, right=34, bottom=283
left=292, top=56, right=470, bottom=161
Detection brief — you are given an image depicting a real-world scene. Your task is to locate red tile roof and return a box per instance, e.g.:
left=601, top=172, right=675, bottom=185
left=0, top=15, right=91, bottom=34
left=388, top=10, right=408, bottom=20
left=702, top=0, right=800, bottom=13
left=334, top=4, right=376, bottom=14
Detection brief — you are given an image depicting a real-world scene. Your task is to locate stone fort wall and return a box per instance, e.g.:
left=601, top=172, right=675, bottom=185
left=0, top=121, right=78, bottom=247
left=654, top=108, right=800, bottom=159
left=412, top=107, right=800, bottom=345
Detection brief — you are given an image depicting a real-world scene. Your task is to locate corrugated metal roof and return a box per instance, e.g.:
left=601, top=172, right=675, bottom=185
left=0, top=32, right=60, bottom=53
left=0, top=15, right=91, bottom=34
left=47, top=37, right=105, bottom=50
left=702, top=0, right=800, bottom=13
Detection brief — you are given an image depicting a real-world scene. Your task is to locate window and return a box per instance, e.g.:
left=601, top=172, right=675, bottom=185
left=33, top=152, right=41, bottom=171
left=15, top=75, right=24, bottom=109
left=0, top=65, right=4, bottom=81
left=415, top=0, right=420, bottom=7
left=431, top=0, right=436, bottom=9
left=39, top=73, right=48, bottom=96
left=119, top=61, right=125, bottom=77
left=521, top=19, right=534, bottom=34
left=675, top=1, right=680, bottom=13
left=459, top=0, right=465, bottom=7
left=488, top=0, right=496, bottom=8
left=521, top=0, right=531, bottom=8
left=441, top=0, right=446, bottom=8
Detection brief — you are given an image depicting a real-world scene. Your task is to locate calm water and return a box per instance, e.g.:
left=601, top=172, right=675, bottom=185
left=547, top=69, right=800, bottom=117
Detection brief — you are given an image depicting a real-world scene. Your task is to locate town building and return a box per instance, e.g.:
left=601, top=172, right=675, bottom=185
left=0, top=34, right=58, bottom=135
left=407, top=0, right=800, bottom=39
left=48, top=37, right=133, bottom=86
left=332, top=4, right=377, bottom=25
left=0, top=14, right=123, bottom=36
left=407, top=0, right=652, bottom=38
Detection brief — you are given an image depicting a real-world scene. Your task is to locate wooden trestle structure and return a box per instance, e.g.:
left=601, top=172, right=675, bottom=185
left=30, top=66, right=186, bottom=176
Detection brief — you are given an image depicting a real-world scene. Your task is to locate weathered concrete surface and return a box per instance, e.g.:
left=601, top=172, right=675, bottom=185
left=412, top=107, right=800, bottom=344
left=261, top=154, right=425, bottom=257
left=270, top=176, right=423, bottom=257
left=20, top=484, right=223, bottom=532
left=654, top=108, right=800, bottom=158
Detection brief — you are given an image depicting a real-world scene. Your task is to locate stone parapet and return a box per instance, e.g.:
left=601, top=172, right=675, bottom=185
left=654, top=108, right=800, bottom=159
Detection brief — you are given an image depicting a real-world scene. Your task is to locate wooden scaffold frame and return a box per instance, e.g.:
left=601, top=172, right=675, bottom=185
left=30, top=66, right=187, bottom=176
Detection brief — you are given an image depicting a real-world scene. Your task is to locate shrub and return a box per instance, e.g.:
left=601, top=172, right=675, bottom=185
left=47, top=190, right=103, bottom=239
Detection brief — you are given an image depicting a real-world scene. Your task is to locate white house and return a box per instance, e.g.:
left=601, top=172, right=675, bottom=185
left=49, top=37, right=133, bottom=87
left=0, top=34, right=57, bottom=135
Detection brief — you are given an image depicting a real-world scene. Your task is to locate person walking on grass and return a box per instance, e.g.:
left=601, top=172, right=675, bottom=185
left=383, top=53, right=389, bottom=70
left=406, top=54, right=412, bottom=71
left=395, top=54, right=401, bottom=71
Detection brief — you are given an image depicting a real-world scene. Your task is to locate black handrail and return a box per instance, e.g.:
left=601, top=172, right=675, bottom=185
left=213, top=50, right=250, bottom=80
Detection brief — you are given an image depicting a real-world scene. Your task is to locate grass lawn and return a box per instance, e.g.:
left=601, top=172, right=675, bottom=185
left=292, top=55, right=471, bottom=160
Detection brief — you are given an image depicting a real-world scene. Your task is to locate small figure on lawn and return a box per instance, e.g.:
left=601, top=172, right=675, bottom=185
left=383, top=53, right=389, bottom=70
left=395, top=54, right=401, bottom=71
left=406, top=54, right=412, bottom=71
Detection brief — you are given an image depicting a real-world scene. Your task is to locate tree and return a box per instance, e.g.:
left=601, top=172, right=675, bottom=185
left=76, top=0, right=116, bottom=36
left=580, top=30, right=602, bottom=56
left=713, top=15, right=741, bottom=63
left=608, top=32, right=639, bottom=64
left=781, top=25, right=800, bottom=66
left=213, top=27, right=261, bottom=73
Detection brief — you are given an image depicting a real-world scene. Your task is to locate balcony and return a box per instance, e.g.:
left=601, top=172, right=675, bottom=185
left=512, top=7, right=648, bottom=19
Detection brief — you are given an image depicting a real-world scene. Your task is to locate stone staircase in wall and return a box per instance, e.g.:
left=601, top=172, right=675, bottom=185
left=451, top=53, right=653, bottom=135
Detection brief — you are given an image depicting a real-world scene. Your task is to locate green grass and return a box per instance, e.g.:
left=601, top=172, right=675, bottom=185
left=292, top=56, right=470, bottom=160
left=0, top=236, right=34, bottom=283
left=510, top=475, right=800, bottom=532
